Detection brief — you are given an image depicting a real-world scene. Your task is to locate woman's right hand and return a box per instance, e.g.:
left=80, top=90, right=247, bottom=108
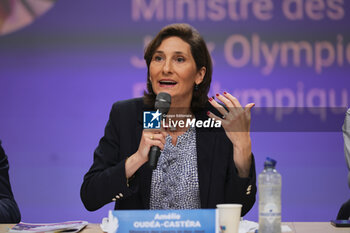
left=125, top=130, right=167, bottom=178
left=136, top=130, right=167, bottom=163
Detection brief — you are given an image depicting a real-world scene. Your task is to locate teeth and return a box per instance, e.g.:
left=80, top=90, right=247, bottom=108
left=160, top=81, right=176, bottom=84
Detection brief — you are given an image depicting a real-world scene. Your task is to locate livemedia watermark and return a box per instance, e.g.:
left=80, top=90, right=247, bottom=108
left=143, top=110, right=221, bottom=130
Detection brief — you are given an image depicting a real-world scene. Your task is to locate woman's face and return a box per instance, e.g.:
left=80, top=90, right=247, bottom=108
left=149, top=36, right=205, bottom=107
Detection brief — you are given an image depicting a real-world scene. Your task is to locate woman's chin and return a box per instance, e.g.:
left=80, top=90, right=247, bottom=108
left=154, top=90, right=172, bottom=96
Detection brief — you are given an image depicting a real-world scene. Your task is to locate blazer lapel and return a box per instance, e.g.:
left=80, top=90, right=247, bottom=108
left=136, top=101, right=153, bottom=209
left=195, top=108, right=217, bottom=208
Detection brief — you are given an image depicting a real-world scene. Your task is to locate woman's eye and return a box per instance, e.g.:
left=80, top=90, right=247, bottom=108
left=154, top=56, right=163, bottom=61
left=176, top=57, right=185, bottom=62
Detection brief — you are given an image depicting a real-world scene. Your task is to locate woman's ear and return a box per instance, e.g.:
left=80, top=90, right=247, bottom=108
left=195, top=67, right=206, bottom=85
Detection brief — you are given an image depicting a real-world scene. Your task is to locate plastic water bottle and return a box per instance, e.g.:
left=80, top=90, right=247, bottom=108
left=258, top=157, right=281, bottom=233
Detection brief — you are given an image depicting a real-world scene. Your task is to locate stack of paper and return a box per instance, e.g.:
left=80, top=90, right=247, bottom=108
left=9, top=221, right=88, bottom=233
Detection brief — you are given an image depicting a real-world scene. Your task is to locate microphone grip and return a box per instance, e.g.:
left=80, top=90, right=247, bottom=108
left=148, top=145, right=161, bottom=170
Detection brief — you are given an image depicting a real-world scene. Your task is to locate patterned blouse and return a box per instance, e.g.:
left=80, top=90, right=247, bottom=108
left=150, top=127, right=201, bottom=209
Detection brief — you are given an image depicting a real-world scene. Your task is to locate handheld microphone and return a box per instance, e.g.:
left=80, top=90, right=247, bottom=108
left=149, top=92, right=171, bottom=170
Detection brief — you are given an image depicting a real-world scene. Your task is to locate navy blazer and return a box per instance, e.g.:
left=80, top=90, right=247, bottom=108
left=81, top=98, right=256, bottom=216
left=0, top=141, right=21, bottom=223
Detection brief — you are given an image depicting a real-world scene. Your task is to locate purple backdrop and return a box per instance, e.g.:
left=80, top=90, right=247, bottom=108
left=0, top=0, right=349, bottom=223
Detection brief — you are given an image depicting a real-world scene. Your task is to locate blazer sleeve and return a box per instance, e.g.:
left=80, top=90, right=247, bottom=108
left=0, top=142, right=21, bottom=223
left=80, top=102, right=139, bottom=211
left=225, top=153, right=257, bottom=216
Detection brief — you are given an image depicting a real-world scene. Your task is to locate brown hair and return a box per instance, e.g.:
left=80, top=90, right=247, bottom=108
left=143, top=23, right=212, bottom=113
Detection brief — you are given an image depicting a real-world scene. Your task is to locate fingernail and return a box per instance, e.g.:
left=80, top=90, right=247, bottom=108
left=209, top=97, right=213, bottom=102
left=216, top=93, right=219, bottom=97
left=223, top=91, right=227, bottom=95
left=207, top=111, right=210, bottom=116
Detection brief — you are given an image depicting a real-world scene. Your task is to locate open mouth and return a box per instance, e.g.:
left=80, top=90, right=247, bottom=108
left=159, top=80, right=177, bottom=87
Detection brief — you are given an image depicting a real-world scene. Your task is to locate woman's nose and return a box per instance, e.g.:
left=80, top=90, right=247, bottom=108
left=162, top=59, right=172, bottom=74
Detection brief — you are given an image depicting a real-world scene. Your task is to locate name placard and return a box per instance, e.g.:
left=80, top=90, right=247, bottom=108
left=108, top=209, right=218, bottom=233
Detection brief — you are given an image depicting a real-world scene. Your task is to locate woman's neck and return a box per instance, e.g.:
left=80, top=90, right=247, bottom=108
left=167, top=97, right=192, bottom=116
left=164, top=102, right=193, bottom=136
left=167, top=107, right=192, bottom=116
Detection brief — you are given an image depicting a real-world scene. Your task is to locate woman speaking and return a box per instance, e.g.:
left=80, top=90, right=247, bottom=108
left=81, top=23, right=256, bottom=216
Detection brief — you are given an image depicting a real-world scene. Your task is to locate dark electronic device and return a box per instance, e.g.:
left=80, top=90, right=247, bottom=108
left=330, top=220, right=350, bottom=227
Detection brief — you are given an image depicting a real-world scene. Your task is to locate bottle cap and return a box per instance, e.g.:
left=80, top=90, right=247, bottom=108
left=264, top=157, right=277, bottom=168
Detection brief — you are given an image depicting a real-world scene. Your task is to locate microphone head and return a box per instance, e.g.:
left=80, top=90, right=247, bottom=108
left=155, top=92, right=171, bottom=115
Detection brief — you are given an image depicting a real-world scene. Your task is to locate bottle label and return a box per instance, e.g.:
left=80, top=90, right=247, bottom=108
left=260, top=203, right=281, bottom=223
